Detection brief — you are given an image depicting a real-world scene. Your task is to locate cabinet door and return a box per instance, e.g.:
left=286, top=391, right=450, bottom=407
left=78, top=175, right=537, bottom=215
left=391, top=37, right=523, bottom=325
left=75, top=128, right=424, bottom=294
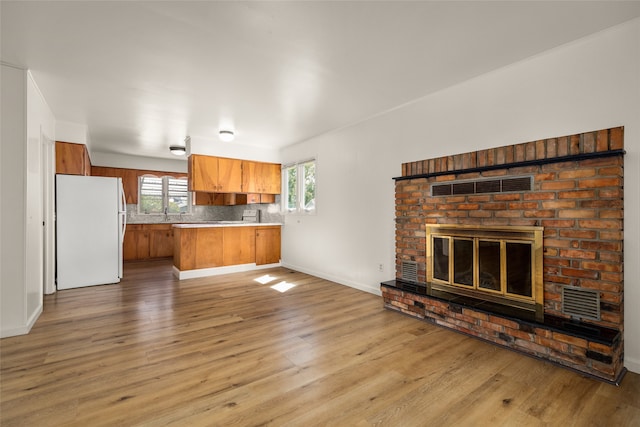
left=136, top=230, right=150, bottom=259
left=223, top=227, right=256, bottom=266
left=260, top=194, right=276, bottom=204
left=189, top=155, right=243, bottom=193
left=195, top=192, right=267, bottom=206
left=56, top=141, right=89, bottom=175
left=189, top=155, right=220, bottom=192
left=260, top=163, right=282, bottom=194
left=217, top=158, right=243, bottom=192
left=242, top=161, right=281, bottom=194
left=149, top=228, right=174, bottom=258
left=256, top=227, right=281, bottom=265
left=194, top=193, right=241, bottom=206
left=194, top=192, right=217, bottom=205
left=122, top=169, right=139, bottom=204
left=245, top=194, right=261, bottom=204
left=123, top=226, right=139, bottom=261
left=195, top=228, right=224, bottom=268
left=242, top=161, right=259, bottom=193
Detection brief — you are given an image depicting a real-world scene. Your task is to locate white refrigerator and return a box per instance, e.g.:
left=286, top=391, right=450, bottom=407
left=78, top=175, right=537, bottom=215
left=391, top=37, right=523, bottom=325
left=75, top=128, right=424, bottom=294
left=56, top=174, right=126, bottom=290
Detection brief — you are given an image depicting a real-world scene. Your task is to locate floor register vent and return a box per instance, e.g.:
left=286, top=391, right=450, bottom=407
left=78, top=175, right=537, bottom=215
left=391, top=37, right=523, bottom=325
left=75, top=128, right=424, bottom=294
left=562, top=286, right=600, bottom=321
left=401, top=261, right=418, bottom=283
left=431, top=176, right=532, bottom=196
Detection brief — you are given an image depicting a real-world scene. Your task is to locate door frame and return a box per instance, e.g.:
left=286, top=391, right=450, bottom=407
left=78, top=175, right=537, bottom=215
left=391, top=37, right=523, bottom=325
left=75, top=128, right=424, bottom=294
left=41, top=130, right=55, bottom=295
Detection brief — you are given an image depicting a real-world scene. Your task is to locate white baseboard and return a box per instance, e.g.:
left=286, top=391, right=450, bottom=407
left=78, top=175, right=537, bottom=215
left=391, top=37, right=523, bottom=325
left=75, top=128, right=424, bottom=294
left=1, top=304, right=42, bottom=338
left=281, top=262, right=382, bottom=296
left=625, top=356, right=640, bottom=375
left=173, top=262, right=282, bottom=280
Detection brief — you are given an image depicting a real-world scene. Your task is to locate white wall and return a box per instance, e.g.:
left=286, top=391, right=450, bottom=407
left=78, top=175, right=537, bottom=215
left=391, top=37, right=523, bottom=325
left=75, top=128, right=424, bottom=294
left=91, top=151, right=189, bottom=173
left=280, top=18, right=640, bottom=374
left=56, top=121, right=189, bottom=173
left=56, top=121, right=88, bottom=145
left=189, top=135, right=281, bottom=164
left=1, top=64, right=28, bottom=336
left=1, top=64, right=55, bottom=337
left=87, top=134, right=282, bottom=173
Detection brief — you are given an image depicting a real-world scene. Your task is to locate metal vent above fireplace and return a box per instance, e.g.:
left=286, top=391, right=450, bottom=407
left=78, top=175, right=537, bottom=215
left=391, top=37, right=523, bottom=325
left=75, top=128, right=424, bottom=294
left=401, top=261, right=418, bottom=283
left=431, top=176, right=532, bottom=196
left=562, top=286, right=600, bottom=321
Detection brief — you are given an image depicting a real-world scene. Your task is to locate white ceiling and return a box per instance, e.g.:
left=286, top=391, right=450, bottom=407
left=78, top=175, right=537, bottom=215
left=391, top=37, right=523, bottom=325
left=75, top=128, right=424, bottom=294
left=3, top=1, right=640, bottom=160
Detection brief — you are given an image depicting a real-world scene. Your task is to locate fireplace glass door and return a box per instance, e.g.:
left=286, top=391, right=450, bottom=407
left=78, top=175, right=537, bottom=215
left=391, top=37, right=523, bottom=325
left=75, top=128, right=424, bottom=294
left=453, top=239, right=473, bottom=286
left=426, top=224, right=543, bottom=318
left=432, top=237, right=449, bottom=282
left=478, top=240, right=501, bottom=292
left=506, top=242, right=532, bottom=297
left=431, top=237, right=533, bottom=298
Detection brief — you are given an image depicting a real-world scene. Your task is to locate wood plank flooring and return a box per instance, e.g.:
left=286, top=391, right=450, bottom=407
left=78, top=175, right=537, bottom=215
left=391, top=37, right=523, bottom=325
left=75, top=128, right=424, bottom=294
left=1, top=259, right=639, bottom=426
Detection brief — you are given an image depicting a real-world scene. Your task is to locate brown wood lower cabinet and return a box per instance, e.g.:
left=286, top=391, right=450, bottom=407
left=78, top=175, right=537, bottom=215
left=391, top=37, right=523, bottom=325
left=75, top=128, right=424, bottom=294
left=256, top=226, right=281, bottom=265
left=174, top=227, right=223, bottom=270
left=124, top=224, right=174, bottom=261
left=149, top=228, right=174, bottom=258
left=223, top=227, right=256, bottom=266
left=173, top=225, right=281, bottom=271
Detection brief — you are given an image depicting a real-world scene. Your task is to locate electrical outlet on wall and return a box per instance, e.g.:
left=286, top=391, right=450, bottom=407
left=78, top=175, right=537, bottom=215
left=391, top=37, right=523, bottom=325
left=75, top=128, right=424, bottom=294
left=378, top=263, right=384, bottom=272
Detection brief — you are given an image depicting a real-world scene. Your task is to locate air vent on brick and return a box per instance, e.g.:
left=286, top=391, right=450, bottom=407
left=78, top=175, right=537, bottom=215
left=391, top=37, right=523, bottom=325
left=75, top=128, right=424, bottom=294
left=562, top=286, right=601, bottom=321
left=401, top=261, right=418, bottom=283
left=431, top=176, right=532, bottom=197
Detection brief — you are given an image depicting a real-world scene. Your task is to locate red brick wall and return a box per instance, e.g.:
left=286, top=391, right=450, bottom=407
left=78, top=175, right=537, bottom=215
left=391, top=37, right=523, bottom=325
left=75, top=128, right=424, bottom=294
left=381, top=285, right=623, bottom=382
left=395, top=127, right=624, bottom=331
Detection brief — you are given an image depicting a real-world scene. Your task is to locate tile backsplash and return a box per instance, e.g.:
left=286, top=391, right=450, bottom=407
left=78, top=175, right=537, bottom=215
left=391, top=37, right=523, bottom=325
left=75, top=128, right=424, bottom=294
left=127, top=196, right=283, bottom=224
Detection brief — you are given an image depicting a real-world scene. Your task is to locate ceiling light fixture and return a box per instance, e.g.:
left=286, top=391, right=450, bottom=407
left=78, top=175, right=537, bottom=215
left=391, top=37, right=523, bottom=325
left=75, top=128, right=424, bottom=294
left=169, top=145, right=186, bottom=156
left=219, top=130, right=235, bottom=142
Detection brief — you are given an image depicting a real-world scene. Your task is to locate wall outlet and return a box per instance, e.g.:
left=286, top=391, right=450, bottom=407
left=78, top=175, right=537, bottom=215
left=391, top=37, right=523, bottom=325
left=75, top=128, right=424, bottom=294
left=378, top=263, right=384, bottom=272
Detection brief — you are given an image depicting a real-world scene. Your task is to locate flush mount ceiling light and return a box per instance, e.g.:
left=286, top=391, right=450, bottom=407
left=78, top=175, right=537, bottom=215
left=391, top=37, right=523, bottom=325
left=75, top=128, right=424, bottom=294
left=219, top=130, right=235, bottom=142
left=169, top=145, right=186, bottom=156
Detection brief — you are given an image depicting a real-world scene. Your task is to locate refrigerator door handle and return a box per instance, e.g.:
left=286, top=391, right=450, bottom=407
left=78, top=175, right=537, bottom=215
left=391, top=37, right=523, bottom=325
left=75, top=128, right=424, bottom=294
left=118, top=179, right=126, bottom=279
left=120, top=180, right=127, bottom=242
left=120, top=212, right=126, bottom=242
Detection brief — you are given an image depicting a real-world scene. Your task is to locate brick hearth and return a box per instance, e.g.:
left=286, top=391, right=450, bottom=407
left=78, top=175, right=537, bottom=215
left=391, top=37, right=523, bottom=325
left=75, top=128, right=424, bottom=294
left=385, top=127, right=625, bottom=383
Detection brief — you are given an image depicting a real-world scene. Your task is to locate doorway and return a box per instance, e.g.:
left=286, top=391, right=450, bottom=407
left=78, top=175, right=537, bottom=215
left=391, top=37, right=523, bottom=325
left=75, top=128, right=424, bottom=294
left=41, top=131, right=55, bottom=295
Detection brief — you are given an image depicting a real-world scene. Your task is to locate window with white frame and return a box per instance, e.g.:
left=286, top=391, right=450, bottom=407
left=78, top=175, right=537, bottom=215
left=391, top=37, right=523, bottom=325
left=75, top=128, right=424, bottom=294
left=139, top=175, right=191, bottom=214
left=283, top=159, right=316, bottom=214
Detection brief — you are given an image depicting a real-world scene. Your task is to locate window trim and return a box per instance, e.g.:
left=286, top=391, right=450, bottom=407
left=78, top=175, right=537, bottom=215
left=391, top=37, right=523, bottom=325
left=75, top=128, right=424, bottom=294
left=138, top=175, right=192, bottom=215
left=282, top=158, right=316, bottom=215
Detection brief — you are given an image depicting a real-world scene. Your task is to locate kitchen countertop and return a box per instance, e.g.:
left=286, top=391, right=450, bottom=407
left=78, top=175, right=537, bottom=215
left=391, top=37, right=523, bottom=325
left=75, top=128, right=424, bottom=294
left=173, top=222, right=282, bottom=228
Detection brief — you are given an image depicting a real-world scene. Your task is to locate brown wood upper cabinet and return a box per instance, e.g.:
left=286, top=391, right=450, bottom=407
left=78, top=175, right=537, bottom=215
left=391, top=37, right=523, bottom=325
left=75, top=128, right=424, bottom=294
left=56, top=141, right=91, bottom=176
left=92, top=166, right=187, bottom=205
left=91, top=167, right=140, bottom=204
left=242, top=160, right=281, bottom=194
left=189, top=154, right=281, bottom=196
left=194, top=192, right=276, bottom=206
left=188, top=155, right=243, bottom=193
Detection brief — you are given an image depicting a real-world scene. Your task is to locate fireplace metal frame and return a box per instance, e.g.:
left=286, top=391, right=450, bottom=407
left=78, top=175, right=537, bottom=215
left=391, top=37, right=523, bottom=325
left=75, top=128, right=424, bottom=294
left=426, top=224, right=544, bottom=321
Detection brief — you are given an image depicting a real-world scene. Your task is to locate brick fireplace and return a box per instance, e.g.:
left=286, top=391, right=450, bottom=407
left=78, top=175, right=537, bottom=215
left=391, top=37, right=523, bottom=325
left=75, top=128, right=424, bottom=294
left=382, top=127, right=625, bottom=383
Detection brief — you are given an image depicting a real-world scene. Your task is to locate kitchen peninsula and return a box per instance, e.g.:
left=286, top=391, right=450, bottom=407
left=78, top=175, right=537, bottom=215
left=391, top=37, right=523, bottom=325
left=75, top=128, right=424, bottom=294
left=172, top=222, right=282, bottom=280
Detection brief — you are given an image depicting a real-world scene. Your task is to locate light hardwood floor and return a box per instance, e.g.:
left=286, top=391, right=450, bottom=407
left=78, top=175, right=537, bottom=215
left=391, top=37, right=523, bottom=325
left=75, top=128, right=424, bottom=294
left=1, top=260, right=639, bottom=426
